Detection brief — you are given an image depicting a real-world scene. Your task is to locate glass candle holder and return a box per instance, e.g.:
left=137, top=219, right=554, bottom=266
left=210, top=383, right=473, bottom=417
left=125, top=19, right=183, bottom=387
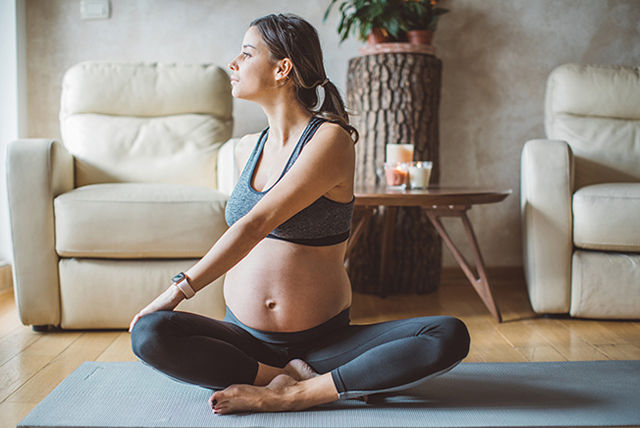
left=407, top=161, right=433, bottom=189
left=384, top=162, right=409, bottom=189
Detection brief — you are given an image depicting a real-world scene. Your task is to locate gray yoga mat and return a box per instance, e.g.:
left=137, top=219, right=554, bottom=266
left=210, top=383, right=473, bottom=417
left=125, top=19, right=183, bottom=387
left=18, top=360, right=640, bottom=427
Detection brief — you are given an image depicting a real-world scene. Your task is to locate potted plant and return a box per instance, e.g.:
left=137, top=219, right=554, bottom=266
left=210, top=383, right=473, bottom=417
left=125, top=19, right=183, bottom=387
left=324, top=0, right=407, bottom=45
left=402, top=0, right=449, bottom=45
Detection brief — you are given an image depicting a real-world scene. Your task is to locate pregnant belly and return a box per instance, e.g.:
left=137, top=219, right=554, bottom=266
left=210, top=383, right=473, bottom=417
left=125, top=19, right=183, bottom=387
left=223, top=238, right=352, bottom=332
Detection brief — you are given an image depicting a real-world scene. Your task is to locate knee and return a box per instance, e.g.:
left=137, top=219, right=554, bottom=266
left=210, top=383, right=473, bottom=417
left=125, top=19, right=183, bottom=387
left=437, top=316, right=470, bottom=361
left=130, top=311, right=175, bottom=363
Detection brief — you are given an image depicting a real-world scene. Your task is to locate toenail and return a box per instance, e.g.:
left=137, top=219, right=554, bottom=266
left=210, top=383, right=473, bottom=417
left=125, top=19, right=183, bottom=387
left=210, top=399, right=217, bottom=407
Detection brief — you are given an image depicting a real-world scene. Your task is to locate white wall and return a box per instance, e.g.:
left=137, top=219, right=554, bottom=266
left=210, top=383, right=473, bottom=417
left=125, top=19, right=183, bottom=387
left=0, top=0, right=26, bottom=271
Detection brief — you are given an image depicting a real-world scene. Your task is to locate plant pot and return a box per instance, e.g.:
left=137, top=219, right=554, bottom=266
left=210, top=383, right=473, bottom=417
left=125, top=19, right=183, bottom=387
left=367, top=28, right=391, bottom=45
left=407, top=29, right=434, bottom=46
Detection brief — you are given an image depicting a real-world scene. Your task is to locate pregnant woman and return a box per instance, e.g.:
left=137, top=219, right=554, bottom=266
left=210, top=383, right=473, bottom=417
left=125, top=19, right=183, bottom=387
left=129, top=13, right=469, bottom=415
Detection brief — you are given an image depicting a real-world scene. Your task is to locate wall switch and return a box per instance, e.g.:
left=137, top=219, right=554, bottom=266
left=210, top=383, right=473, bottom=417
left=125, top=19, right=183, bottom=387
left=81, top=0, right=110, bottom=20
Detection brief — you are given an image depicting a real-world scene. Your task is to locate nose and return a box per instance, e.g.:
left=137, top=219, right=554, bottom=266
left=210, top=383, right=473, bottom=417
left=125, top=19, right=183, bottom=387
left=228, top=57, right=239, bottom=72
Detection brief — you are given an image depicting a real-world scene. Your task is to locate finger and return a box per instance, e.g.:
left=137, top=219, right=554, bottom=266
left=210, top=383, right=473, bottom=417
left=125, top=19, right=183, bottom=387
left=128, top=315, right=139, bottom=333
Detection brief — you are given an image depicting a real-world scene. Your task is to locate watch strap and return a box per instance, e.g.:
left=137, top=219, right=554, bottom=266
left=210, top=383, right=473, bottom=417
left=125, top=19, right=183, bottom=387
left=172, top=272, right=196, bottom=299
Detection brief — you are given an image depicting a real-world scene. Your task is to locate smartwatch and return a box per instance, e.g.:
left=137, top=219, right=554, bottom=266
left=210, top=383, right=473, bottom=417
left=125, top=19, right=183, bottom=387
left=172, top=272, right=196, bottom=299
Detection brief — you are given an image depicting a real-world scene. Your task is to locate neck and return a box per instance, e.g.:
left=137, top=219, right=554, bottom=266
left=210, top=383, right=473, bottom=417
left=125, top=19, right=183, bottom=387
left=258, top=88, right=313, bottom=148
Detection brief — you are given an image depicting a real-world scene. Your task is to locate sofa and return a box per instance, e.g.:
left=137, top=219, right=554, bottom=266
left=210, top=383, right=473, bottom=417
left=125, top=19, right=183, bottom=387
left=521, top=63, right=640, bottom=319
left=6, top=62, right=242, bottom=330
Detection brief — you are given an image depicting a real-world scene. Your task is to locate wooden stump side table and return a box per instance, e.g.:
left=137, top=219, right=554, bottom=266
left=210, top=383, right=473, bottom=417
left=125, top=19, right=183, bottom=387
left=347, top=52, right=443, bottom=297
left=345, top=186, right=512, bottom=323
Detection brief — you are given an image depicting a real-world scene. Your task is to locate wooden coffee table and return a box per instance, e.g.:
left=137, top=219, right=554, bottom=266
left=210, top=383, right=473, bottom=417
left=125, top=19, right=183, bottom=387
left=345, top=185, right=512, bottom=322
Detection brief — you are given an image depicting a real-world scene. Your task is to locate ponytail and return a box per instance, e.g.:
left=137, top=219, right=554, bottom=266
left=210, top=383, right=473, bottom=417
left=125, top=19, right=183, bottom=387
left=313, top=80, right=359, bottom=144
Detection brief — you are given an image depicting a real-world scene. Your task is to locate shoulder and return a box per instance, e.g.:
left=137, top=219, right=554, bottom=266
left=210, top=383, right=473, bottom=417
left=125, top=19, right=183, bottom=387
left=315, top=120, right=353, bottom=144
left=237, top=131, right=261, bottom=150
left=234, top=132, right=262, bottom=169
left=308, top=120, right=355, bottom=161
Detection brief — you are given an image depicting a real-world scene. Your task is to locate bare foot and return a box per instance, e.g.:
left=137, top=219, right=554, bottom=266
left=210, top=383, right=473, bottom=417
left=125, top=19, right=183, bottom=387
left=284, top=360, right=368, bottom=403
left=208, top=373, right=302, bottom=415
left=284, top=359, right=319, bottom=381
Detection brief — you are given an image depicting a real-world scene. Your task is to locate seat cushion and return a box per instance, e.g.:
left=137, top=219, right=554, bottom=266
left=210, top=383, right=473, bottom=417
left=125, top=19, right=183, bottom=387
left=54, top=183, right=228, bottom=258
left=59, top=258, right=226, bottom=329
left=573, top=183, right=640, bottom=252
left=571, top=250, right=640, bottom=319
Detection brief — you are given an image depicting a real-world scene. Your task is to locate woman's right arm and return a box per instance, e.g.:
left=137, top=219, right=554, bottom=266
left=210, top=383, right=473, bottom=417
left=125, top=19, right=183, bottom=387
left=128, top=213, right=271, bottom=332
left=128, top=134, right=263, bottom=332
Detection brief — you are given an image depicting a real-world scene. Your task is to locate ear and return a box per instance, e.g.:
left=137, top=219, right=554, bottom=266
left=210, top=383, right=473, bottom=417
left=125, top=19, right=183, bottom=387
left=274, top=57, right=293, bottom=84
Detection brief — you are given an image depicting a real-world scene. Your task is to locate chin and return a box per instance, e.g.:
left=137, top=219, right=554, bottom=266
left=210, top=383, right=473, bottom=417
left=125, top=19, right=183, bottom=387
left=232, top=90, right=257, bottom=102
left=231, top=85, right=248, bottom=100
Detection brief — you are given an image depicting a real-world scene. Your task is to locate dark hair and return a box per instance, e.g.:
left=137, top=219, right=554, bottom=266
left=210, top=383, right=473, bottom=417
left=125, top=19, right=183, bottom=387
left=250, top=13, right=359, bottom=143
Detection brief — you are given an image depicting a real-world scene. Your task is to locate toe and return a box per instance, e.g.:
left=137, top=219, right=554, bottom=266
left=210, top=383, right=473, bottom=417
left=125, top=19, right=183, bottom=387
left=210, top=391, right=224, bottom=405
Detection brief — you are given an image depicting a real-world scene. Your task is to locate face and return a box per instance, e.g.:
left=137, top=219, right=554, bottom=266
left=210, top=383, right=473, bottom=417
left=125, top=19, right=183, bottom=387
left=228, top=26, right=289, bottom=100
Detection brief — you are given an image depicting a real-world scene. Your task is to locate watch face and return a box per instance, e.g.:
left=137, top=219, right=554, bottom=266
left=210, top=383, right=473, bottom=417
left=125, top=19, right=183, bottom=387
left=172, top=273, right=185, bottom=283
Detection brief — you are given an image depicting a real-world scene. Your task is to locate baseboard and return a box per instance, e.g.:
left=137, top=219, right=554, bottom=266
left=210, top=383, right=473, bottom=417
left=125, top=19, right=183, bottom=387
left=440, top=265, right=524, bottom=283
left=0, top=262, right=13, bottom=293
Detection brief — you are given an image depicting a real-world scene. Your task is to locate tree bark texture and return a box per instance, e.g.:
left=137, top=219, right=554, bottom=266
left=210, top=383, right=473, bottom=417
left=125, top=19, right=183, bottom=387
left=346, top=53, right=442, bottom=295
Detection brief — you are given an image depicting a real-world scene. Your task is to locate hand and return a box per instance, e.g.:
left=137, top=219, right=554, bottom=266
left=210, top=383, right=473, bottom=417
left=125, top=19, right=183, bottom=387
left=128, top=285, right=184, bottom=333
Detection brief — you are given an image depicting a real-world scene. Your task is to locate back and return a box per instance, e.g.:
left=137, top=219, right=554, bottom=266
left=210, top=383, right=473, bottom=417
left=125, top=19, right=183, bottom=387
left=60, top=61, right=233, bottom=188
left=544, top=63, right=640, bottom=189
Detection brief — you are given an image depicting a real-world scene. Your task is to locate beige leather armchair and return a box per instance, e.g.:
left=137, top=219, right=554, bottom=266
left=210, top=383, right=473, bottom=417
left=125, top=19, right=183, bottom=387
left=7, top=62, right=242, bottom=329
left=521, top=63, right=640, bottom=319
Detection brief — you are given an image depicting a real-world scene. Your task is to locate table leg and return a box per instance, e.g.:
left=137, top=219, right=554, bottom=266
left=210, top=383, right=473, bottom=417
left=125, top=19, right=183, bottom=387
left=344, top=206, right=376, bottom=264
left=425, top=207, right=502, bottom=322
left=378, top=206, right=397, bottom=296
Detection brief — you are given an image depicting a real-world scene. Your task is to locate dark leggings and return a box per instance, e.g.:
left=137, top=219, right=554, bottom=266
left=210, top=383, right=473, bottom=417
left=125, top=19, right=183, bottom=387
left=130, top=306, right=470, bottom=400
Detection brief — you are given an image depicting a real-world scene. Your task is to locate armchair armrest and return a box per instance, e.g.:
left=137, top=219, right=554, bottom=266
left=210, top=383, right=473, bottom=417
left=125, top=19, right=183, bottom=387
left=6, top=139, right=74, bottom=326
left=216, top=137, right=241, bottom=196
left=520, top=139, right=574, bottom=313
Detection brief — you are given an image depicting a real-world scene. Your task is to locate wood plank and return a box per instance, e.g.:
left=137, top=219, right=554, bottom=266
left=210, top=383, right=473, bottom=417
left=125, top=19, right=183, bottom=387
left=0, top=300, right=20, bottom=340
left=596, top=320, right=640, bottom=345
left=0, top=401, right=34, bottom=428
left=466, top=319, right=528, bottom=362
left=0, top=325, right=40, bottom=366
left=522, top=318, right=609, bottom=361
left=495, top=318, right=550, bottom=348
left=0, top=332, right=82, bottom=402
left=96, top=332, right=137, bottom=362
left=557, top=318, right=631, bottom=346
left=595, top=343, right=640, bottom=360
left=515, top=345, right=566, bottom=362
left=464, top=344, right=486, bottom=362
left=5, top=332, right=119, bottom=404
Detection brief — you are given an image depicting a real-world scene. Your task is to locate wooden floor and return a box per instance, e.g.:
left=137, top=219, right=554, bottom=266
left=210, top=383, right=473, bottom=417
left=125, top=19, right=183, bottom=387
left=1, top=276, right=639, bottom=427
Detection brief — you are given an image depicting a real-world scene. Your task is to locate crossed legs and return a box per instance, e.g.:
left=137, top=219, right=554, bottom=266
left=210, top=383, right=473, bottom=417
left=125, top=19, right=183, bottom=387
left=130, top=310, right=470, bottom=413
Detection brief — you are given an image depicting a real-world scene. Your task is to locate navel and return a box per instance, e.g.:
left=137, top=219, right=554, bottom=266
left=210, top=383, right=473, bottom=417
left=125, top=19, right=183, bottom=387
left=265, top=299, right=277, bottom=310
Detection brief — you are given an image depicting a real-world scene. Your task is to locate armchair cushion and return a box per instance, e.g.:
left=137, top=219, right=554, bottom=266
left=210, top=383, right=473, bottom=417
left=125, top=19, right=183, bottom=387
left=62, top=114, right=228, bottom=187
left=571, top=251, right=640, bottom=319
left=58, top=258, right=226, bottom=329
left=573, top=183, right=640, bottom=252
left=545, top=64, right=640, bottom=189
left=54, top=183, right=228, bottom=258
left=60, top=62, right=233, bottom=188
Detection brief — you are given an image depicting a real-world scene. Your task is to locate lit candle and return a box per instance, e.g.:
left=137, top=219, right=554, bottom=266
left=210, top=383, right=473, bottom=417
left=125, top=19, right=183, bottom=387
left=408, top=161, right=432, bottom=189
left=386, top=144, right=414, bottom=164
left=384, top=162, right=409, bottom=188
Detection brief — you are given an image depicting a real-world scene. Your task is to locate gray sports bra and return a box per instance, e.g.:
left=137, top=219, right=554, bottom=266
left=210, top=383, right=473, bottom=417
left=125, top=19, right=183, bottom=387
left=225, top=117, right=355, bottom=246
